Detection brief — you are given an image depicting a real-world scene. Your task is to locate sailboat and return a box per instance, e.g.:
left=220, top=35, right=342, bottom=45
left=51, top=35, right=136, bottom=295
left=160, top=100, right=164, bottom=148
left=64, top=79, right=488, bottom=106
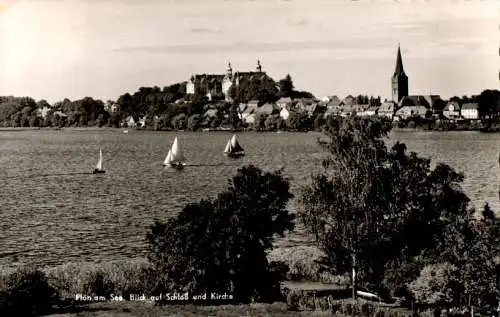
left=223, top=134, right=245, bottom=158
left=164, top=137, right=185, bottom=170
left=92, top=148, right=105, bottom=174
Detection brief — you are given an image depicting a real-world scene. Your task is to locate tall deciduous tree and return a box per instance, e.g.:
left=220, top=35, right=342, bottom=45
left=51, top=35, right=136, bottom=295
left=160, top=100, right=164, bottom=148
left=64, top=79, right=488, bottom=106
left=299, top=116, right=473, bottom=299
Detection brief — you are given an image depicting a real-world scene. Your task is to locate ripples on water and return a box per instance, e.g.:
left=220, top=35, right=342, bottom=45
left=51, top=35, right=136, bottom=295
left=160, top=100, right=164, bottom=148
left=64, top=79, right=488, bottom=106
left=0, top=130, right=498, bottom=267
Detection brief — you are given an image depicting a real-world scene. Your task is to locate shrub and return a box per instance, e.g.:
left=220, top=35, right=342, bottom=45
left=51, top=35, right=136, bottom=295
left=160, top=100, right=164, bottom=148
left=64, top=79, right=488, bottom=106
left=408, top=262, right=462, bottom=307
left=45, top=258, right=154, bottom=299
left=0, top=267, right=58, bottom=316
left=147, top=165, right=295, bottom=304
left=268, top=246, right=348, bottom=283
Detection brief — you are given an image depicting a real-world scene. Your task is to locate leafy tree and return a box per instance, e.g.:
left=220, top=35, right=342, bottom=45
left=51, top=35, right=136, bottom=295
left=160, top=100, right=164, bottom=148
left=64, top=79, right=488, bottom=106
left=313, top=113, right=326, bottom=131
left=278, top=74, right=294, bottom=98
left=147, top=165, right=294, bottom=303
left=290, top=90, right=315, bottom=100
left=409, top=262, right=462, bottom=307
left=187, top=114, right=201, bottom=131
left=229, top=76, right=279, bottom=104
left=276, top=117, right=286, bottom=131
left=286, top=111, right=309, bottom=131
left=228, top=104, right=241, bottom=129
left=478, top=89, right=500, bottom=122
left=433, top=205, right=500, bottom=309
left=253, top=113, right=268, bottom=132
left=299, top=116, right=473, bottom=299
left=171, top=113, right=187, bottom=130
left=264, top=114, right=280, bottom=131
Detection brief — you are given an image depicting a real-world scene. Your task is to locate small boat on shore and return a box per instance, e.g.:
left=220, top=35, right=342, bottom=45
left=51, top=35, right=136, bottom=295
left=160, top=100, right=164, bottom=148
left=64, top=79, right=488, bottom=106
left=92, top=148, right=105, bottom=174
left=223, top=134, right=245, bottom=158
left=164, top=137, right=185, bottom=170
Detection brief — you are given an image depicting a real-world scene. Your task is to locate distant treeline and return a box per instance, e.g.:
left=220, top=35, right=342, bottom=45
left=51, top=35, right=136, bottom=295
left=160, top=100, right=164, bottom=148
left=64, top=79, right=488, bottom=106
left=0, top=74, right=315, bottom=129
left=0, top=76, right=499, bottom=132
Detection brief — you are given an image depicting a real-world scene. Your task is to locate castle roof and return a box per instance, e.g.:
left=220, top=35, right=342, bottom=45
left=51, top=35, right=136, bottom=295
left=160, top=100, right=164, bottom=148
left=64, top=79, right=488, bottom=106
left=190, top=74, right=225, bottom=82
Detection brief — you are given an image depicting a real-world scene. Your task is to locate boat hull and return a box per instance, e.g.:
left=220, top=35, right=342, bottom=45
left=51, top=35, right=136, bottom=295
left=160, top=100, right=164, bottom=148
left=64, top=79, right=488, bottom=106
left=92, top=169, right=106, bottom=174
left=164, top=163, right=184, bottom=170
left=224, top=152, right=245, bottom=158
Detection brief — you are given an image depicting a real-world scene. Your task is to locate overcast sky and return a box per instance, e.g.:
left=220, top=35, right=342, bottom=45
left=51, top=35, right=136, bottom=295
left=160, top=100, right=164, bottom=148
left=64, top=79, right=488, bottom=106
left=0, top=0, right=498, bottom=103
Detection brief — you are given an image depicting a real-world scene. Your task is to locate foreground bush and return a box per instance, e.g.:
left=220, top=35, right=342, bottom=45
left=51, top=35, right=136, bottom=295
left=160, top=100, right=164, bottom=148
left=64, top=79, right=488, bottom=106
left=147, top=165, right=295, bottom=303
left=0, top=267, right=58, bottom=316
left=268, top=246, right=349, bottom=284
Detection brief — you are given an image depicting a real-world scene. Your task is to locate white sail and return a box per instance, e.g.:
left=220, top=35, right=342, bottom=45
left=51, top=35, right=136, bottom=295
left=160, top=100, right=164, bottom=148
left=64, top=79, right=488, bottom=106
left=170, top=137, right=185, bottom=163
left=224, top=140, right=232, bottom=153
left=95, top=148, right=103, bottom=171
left=230, top=134, right=238, bottom=148
left=164, top=149, right=173, bottom=165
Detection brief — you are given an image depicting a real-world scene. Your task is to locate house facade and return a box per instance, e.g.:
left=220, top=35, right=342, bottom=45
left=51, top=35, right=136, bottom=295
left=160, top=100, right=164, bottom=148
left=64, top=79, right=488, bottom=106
left=276, top=97, right=293, bottom=109
left=378, top=102, right=396, bottom=119
left=395, top=105, right=428, bottom=119
left=461, top=103, right=479, bottom=120
left=443, top=102, right=461, bottom=120
left=357, top=106, right=379, bottom=117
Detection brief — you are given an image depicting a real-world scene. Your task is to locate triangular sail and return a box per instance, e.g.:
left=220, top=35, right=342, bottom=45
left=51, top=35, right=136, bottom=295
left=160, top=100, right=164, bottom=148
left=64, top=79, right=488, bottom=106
left=229, top=134, right=244, bottom=153
left=224, top=140, right=232, bottom=153
left=170, top=137, right=185, bottom=163
left=95, top=148, right=103, bottom=170
left=164, top=149, right=173, bottom=165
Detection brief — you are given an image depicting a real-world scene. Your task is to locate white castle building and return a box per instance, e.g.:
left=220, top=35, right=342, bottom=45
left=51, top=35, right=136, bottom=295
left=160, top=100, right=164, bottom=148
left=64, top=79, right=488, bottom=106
left=186, top=61, right=269, bottom=101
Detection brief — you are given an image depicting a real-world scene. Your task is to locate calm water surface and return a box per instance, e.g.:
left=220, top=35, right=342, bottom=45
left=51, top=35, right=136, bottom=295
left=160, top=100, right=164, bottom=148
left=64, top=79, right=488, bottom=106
left=0, top=130, right=498, bottom=267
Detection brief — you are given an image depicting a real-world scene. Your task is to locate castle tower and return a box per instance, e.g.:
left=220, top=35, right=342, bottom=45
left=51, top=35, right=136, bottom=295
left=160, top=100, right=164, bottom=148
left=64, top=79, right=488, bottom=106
left=391, top=45, right=408, bottom=103
left=226, top=62, right=233, bottom=78
left=223, top=61, right=234, bottom=101
left=256, top=60, right=262, bottom=72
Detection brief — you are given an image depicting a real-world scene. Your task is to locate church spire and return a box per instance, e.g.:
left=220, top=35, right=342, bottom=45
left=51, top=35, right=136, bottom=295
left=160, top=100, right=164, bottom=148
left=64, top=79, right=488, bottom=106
left=394, top=44, right=405, bottom=75
left=391, top=44, right=409, bottom=103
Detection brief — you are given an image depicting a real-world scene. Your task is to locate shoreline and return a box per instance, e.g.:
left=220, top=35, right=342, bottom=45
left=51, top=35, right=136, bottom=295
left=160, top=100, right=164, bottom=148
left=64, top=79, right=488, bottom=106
left=0, top=126, right=498, bottom=133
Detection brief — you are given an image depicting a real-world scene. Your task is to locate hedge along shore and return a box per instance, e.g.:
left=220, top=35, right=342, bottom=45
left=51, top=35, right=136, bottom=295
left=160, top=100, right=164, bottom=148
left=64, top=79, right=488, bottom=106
left=0, top=245, right=344, bottom=300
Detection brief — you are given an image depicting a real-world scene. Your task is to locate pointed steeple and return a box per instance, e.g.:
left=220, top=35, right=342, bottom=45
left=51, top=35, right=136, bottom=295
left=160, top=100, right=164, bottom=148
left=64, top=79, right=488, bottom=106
left=394, top=44, right=405, bottom=75
left=391, top=44, right=409, bottom=103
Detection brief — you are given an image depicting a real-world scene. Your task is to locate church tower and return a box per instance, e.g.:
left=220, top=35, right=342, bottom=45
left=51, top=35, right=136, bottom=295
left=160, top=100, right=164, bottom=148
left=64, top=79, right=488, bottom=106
left=391, top=45, right=408, bottom=103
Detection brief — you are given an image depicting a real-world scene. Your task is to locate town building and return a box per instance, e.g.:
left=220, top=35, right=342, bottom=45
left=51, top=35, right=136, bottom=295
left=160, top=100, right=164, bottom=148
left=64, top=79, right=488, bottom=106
left=378, top=101, right=396, bottom=119
left=443, top=101, right=461, bottom=120
left=461, top=103, right=479, bottom=120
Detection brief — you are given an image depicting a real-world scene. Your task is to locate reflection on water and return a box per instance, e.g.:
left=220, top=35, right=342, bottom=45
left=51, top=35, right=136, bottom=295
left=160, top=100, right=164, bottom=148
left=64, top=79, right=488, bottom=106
left=0, top=130, right=498, bottom=267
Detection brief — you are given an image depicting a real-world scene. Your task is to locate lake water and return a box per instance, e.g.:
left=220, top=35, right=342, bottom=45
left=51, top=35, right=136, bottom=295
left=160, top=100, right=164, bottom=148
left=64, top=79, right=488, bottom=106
left=0, top=129, right=498, bottom=268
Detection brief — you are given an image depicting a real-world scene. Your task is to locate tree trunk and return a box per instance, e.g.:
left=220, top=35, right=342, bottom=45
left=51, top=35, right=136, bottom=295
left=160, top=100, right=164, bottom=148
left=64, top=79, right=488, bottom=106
left=352, top=252, right=357, bottom=300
